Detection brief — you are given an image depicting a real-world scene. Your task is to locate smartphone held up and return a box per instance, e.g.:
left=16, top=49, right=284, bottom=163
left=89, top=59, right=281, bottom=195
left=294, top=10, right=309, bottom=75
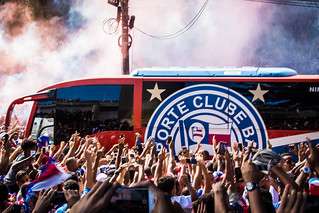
left=218, top=142, right=227, bottom=155
left=107, top=187, right=154, bottom=213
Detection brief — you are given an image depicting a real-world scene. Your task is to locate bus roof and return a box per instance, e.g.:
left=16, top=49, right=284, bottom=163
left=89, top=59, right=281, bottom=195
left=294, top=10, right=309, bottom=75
left=37, top=67, right=319, bottom=93
left=131, top=67, right=298, bottom=77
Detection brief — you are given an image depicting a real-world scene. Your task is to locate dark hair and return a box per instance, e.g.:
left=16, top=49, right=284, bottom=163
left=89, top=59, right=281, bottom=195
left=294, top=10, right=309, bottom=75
left=21, top=138, right=37, bottom=151
left=16, top=170, right=28, bottom=181
left=192, top=192, right=215, bottom=213
left=157, top=176, right=176, bottom=194
left=182, top=186, right=190, bottom=196
left=67, top=174, right=79, bottom=182
left=64, top=179, right=79, bottom=191
left=201, top=150, right=209, bottom=158
left=206, top=161, right=214, bottom=172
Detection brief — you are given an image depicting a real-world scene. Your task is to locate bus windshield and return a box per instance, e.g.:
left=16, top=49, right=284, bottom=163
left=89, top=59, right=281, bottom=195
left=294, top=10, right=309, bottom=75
left=31, top=85, right=134, bottom=144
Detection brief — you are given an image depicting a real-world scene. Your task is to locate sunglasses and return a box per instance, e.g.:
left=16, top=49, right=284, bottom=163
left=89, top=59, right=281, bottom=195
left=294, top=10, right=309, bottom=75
left=285, top=159, right=294, bottom=164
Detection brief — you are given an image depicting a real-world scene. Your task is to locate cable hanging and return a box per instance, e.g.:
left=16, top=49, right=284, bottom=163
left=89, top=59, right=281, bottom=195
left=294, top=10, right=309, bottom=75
left=134, top=0, right=210, bottom=40
left=102, top=18, right=120, bottom=36
left=244, top=0, right=319, bottom=8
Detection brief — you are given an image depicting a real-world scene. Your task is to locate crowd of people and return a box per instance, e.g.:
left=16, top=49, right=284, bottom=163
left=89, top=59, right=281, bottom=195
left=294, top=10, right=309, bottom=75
left=0, top=121, right=319, bottom=213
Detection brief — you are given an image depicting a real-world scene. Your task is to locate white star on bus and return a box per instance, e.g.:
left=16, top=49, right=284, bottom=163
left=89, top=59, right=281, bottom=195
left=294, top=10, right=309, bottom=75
left=147, top=83, right=166, bottom=101
left=249, top=83, right=269, bottom=103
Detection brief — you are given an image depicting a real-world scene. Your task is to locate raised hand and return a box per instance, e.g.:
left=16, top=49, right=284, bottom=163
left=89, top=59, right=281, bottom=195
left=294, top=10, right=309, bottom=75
left=158, top=147, right=168, bottom=161
left=64, top=190, right=80, bottom=208
left=33, top=188, right=56, bottom=213
left=306, top=138, right=319, bottom=173
left=232, top=141, right=239, bottom=153
left=70, top=181, right=120, bottom=213
left=276, top=185, right=307, bottom=213
left=97, top=147, right=105, bottom=159
left=241, top=159, right=264, bottom=183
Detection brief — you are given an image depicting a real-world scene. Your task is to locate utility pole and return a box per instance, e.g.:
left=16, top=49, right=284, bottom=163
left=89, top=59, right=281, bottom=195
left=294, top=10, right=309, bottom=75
left=108, top=0, right=133, bottom=75
left=120, top=0, right=130, bottom=75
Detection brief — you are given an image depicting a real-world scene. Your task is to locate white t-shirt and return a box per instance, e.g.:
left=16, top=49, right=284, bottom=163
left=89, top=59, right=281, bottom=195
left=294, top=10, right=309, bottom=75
left=269, top=185, right=280, bottom=203
left=171, top=195, right=192, bottom=209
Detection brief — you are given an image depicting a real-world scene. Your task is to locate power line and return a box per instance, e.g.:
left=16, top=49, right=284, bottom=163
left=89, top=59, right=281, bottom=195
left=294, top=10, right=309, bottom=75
left=244, top=0, right=319, bottom=8
left=134, top=0, right=210, bottom=40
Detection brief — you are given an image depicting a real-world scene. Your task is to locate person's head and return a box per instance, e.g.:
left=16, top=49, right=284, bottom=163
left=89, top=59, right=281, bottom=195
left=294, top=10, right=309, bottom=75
left=16, top=170, right=30, bottom=188
left=181, top=146, right=189, bottom=156
left=192, top=192, right=215, bottom=213
left=19, top=131, right=24, bottom=139
left=199, top=150, right=209, bottom=161
left=206, top=161, right=214, bottom=172
left=65, top=158, right=78, bottom=172
left=157, top=176, right=177, bottom=197
left=181, top=186, right=190, bottom=196
left=63, top=179, right=79, bottom=191
left=21, top=138, right=37, bottom=156
left=279, top=153, right=295, bottom=172
left=12, top=132, right=19, bottom=140
left=127, top=165, right=136, bottom=182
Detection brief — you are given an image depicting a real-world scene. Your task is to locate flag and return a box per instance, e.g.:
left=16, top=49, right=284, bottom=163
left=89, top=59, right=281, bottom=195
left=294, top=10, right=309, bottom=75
left=25, top=162, right=71, bottom=198
left=309, top=178, right=319, bottom=195
left=37, top=134, right=50, bottom=148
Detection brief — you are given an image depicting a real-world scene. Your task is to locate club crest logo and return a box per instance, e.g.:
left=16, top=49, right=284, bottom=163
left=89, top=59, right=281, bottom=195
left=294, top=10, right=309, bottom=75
left=145, top=84, right=268, bottom=155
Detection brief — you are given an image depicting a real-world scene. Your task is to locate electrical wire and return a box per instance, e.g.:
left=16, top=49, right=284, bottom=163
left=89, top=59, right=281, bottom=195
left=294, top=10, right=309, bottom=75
left=102, top=18, right=120, bottom=36
left=134, top=0, right=210, bottom=40
left=244, top=0, right=319, bottom=8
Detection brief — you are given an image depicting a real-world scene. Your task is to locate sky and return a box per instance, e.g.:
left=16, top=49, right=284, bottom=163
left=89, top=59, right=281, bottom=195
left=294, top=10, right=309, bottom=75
left=0, top=0, right=318, bottom=124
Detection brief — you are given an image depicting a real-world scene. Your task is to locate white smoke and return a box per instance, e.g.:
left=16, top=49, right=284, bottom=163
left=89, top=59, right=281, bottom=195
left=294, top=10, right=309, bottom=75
left=0, top=0, right=318, bottom=125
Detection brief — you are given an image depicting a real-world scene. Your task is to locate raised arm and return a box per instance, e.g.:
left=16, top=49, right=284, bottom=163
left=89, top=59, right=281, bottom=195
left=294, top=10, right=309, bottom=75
left=84, top=149, right=94, bottom=189
left=179, top=174, right=198, bottom=202
left=270, top=164, right=300, bottom=191
left=241, top=159, right=267, bottom=213
left=192, top=155, right=202, bottom=191
left=115, top=137, right=125, bottom=169
left=92, top=146, right=105, bottom=184
left=154, top=147, right=167, bottom=185
left=197, top=156, right=212, bottom=194
left=305, top=137, right=319, bottom=174
left=0, top=135, right=12, bottom=174
left=9, top=145, right=23, bottom=163
left=61, top=141, right=74, bottom=166
left=53, top=141, right=66, bottom=160
left=167, top=138, right=176, bottom=175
